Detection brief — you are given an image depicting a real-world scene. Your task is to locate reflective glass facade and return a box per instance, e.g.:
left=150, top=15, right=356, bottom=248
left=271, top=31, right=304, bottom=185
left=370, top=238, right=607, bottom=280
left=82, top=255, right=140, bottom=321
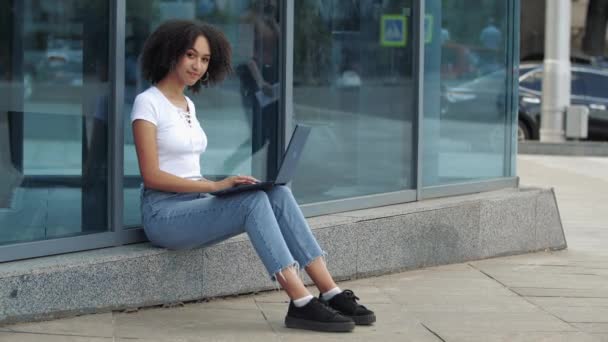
left=0, top=0, right=519, bottom=262
left=1, top=0, right=110, bottom=246
left=122, top=1, right=282, bottom=227
left=423, top=0, right=517, bottom=186
left=292, top=1, right=416, bottom=204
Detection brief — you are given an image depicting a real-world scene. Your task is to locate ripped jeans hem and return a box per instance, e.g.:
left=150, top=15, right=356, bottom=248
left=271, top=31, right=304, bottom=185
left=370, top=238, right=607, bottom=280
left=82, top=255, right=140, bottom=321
left=269, top=250, right=328, bottom=283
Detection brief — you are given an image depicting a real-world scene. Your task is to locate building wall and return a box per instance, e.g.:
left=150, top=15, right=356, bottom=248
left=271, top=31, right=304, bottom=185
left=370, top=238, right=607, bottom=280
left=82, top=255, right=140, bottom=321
left=0, top=0, right=519, bottom=262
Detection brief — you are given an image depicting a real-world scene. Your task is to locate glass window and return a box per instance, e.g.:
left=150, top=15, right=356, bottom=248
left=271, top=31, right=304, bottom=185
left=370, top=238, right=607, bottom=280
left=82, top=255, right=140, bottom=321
left=0, top=0, right=110, bottom=245
left=424, top=0, right=512, bottom=186
left=123, top=0, right=281, bottom=227
left=291, top=0, right=416, bottom=204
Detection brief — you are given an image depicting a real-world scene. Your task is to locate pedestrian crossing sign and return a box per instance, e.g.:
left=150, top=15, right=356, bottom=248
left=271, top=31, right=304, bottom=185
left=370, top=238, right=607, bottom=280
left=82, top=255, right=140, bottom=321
left=381, top=15, right=407, bottom=47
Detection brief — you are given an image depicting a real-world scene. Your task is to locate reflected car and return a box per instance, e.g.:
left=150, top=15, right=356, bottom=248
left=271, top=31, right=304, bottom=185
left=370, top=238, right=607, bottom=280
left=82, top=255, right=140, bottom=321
left=440, top=63, right=608, bottom=141
left=22, top=38, right=84, bottom=101
left=518, top=63, right=608, bottom=141
left=45, top=38, right=83, bottom=64
left=440, top=69, right=507, bottom=122
left=24, top=58, right=83, bottom=102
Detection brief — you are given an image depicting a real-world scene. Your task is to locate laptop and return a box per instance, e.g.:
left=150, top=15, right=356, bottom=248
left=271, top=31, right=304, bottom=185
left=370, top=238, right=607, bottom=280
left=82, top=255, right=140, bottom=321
left=210, top=124, right=311, bottom=196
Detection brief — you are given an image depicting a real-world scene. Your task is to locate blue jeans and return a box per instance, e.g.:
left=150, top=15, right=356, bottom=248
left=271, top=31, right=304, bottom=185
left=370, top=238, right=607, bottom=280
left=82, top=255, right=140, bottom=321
left=140, top=185, right=325, bottom=280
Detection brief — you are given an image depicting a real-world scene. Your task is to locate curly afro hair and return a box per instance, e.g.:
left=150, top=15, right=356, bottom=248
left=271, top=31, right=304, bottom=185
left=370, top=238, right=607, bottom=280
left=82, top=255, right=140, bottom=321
left=140, top=20, right=232, bottom=92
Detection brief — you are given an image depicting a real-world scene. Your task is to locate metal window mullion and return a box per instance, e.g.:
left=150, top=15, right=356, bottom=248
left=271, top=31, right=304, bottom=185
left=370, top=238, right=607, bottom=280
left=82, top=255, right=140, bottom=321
left=109, top=0, right=125, bottom=243
left=503, top=0, right=513, bottom=177
left=281, top=1, right=294, bottom=166
left=510, top=0, right=521, bottom=176
left=415, top=0, right=425, bottom=200
left=421, top=177, right=519, bottom=199
left=0, top=233, right=118, bottom=263
left=301, top=190, right=417, bottom=218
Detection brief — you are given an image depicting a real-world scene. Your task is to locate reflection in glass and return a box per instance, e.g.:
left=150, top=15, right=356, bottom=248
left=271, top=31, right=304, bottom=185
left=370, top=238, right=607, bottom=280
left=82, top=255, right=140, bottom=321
left=424, top=0, right=512, bottom=186
left=0, top=0, right=110, bottom=246
left=292, top=0, right=416, bottom=204
left=123, top=1, right=281, bottom=227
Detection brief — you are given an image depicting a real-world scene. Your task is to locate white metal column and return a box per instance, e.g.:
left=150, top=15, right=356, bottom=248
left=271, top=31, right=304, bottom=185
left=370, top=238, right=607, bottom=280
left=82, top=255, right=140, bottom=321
left=540, top=0, right=571, bottom=142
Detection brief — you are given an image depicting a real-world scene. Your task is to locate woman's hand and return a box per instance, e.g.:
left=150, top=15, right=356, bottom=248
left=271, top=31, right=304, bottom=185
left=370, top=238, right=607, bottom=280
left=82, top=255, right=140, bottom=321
left=214, top=175, right=259, bottom=191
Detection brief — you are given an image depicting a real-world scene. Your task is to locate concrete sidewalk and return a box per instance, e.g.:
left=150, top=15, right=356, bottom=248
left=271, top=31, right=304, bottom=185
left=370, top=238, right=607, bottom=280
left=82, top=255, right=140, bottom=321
left=0, top=155, right=606, bottom=341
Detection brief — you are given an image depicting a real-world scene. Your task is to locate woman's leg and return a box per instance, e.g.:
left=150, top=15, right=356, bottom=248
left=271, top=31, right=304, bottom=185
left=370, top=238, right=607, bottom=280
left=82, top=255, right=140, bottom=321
left=142, top=189, right=310, bottom=299
left=304, top=257, right=338, bottom=293
left=143, top=188, right=355, bottom=332
left=264, top=186, right=338, bottom=293
left=264, top=187, right=377, bottom=326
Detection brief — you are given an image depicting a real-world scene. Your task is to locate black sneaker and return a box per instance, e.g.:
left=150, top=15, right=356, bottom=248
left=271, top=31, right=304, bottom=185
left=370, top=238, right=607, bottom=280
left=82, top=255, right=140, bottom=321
left=285, top=297, right=355, bottom=332
left=320, top=290, right=376, bottom=325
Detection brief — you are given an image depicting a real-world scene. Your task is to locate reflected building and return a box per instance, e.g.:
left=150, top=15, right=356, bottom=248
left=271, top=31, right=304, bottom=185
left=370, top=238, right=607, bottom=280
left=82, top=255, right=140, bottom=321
left=0, top=0, right=520, bottom=262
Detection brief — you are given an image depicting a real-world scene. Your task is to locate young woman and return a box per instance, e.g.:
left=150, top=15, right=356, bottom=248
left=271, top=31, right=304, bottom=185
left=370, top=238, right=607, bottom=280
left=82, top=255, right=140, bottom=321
left=131, top=19, right=375, bottom=333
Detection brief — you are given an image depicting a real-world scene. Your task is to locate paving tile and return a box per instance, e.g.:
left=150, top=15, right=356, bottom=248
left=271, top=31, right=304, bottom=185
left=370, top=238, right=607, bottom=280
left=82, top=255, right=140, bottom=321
left=541, top=307, right=608, bottom=323
left=437, top=331, right=598, bottom=342
left=2, top=313, right=113, bottom=337
left=591, top=333, right=608, bottom=342
left=512, top=287, right=608, bottom=298
left=256, top=302, right=439, bottom=342
left=414, top=312, right=577, bottom=333
left=378, top=276, right=516, bottom=300
left=113, top=305, right=276, bottom=341
left=399, top=294, right=539, bottom=313
left=527, top=297, right=608, bottom=308
left=574, top=323, right=608, bottom=334
left=195, top=296, right=259, bottom=310
left=114, top=336, right=278, bottom=342
left=0, top=332, right=111, bottom=341
left=473, top=262, right=608, bottom=276
left=251, top=289, right=290, bottom=304
left=474, top=264, right=608, bottom=289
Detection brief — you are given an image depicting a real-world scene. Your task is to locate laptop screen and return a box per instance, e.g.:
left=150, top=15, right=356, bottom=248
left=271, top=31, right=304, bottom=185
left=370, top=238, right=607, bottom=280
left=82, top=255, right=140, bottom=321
left=274, top=125, right=311, bottom=184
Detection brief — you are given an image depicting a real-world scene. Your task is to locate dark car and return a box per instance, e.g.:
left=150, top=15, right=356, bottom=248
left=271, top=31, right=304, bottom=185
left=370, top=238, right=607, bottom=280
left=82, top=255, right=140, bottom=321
left=440, top=68, right=508, bottom=123
left=440, top=63, right=608, bottom=141
left=518, top=63, right=608, bottom=141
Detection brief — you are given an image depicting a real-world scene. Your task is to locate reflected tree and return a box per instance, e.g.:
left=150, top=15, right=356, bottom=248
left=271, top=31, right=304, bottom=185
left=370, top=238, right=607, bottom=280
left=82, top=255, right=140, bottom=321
left=582, top=0, right=608, bottom=57
left=294, top=1, right=331, bottom=85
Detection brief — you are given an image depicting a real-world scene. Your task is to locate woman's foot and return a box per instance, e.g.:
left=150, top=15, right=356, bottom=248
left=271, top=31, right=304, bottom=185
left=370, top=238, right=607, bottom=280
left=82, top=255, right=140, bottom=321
left=320, top=289, right=376, bottom=325
left=284, top=297, right=355, bottom=332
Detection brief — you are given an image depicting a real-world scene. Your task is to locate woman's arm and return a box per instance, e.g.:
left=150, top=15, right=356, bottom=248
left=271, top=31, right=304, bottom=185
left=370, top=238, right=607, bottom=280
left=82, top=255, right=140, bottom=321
left=246, top=58, right=265, bottom=88
left=132, top=119, right=256, bottom=193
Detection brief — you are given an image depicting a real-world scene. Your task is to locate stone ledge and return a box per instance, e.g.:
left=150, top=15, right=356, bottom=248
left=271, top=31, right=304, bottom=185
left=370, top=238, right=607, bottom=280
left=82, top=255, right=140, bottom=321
left=0, top=187, right=566, bottom=325
left=519, top=141, right=608, bottom=156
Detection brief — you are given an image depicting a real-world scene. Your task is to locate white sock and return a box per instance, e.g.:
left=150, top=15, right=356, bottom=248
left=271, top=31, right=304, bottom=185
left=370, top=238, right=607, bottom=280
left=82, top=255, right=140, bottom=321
left=321, top=287, right=341, bottom=301
left=293, top=294, right=313, bottom=307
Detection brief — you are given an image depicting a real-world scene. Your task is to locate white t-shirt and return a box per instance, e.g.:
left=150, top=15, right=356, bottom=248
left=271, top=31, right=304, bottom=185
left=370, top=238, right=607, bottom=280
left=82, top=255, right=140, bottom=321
left=130, top=86, right=207, bottom=180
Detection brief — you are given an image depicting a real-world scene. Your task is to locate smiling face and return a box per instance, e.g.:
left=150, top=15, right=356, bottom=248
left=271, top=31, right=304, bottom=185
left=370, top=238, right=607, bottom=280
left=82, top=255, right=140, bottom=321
left=174, top=35, right=211, bottom=87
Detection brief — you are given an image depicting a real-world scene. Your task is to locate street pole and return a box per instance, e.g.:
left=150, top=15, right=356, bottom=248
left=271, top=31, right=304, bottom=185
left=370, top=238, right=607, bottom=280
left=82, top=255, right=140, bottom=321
left=540, top=0, right=571, bottom=142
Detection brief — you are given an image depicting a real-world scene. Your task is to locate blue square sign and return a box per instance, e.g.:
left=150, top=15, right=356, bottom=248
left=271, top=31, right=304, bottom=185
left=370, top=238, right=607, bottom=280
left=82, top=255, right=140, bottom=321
left=381, top=15, right=407, bottom=47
